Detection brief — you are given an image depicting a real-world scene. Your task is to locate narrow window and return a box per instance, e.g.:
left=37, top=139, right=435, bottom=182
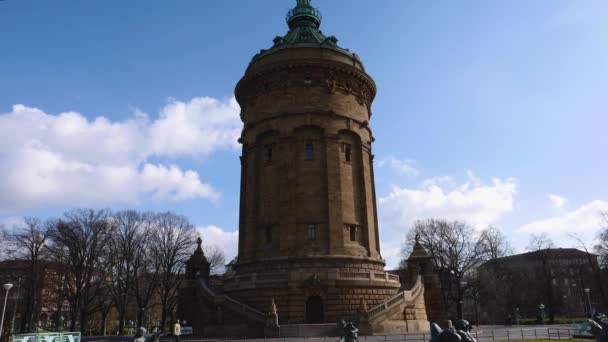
left=265, top=146, right=273, bottom=164
left=305, top=142, right=314, bottom=160
left=266, top=226, right=272, bottom=243
left=343, top=143, right=352, bottom=163
left=349, top=225, right=357, bottom=241
left=308, top=224, right=317, bottom=241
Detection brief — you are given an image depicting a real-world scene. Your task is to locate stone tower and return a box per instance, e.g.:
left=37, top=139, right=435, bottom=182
left=406, top=235, right=449, bottom=326
left=228, top=0, right=402, bottom=324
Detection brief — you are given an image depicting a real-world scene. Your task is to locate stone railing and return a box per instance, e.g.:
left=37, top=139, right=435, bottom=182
left=223, top=272, right=289, bottom=290
left=367, top=275, right=423, bottom=319
left=197, top=278, right=266, bottom=323
left=337, top=271, right=401, bottom=283
left=223, top=271, right=399, bottom=290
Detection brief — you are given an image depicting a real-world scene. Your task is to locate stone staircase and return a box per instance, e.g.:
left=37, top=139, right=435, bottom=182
left=196, top=278, right=267, bottom=323
left=194, top=275, right=428, bottom=336
left=366, top=276, right=428, bottom=333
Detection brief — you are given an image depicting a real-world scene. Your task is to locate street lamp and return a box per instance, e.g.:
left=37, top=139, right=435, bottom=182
left=458, top=281, right=467, bottom=320
left=563, top=295, right=571, bottom=323
left=0, top=283, right=14, bottom=338
left=584, top=288, right=592, bottom=317
left=10, top=278, right=21, bottom=333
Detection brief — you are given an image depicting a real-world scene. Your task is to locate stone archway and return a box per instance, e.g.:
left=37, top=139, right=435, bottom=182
left=306, top=296, right=324, bottom=323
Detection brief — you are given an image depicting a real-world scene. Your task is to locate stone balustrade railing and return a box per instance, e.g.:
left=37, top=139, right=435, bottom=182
left=197, top=278, right=266, bottom=323
left=367, top=275, right=423, bottom=319
left=337, top=271, right=400, bottom=283
left=223, top=270, right=400, bottom=290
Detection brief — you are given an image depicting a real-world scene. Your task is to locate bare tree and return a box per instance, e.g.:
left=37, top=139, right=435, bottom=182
left=474, top=226, right=513, bottom=323
left=95, top=280, right=114, bottom=336
left=571, top=233, right=607, bottom=310
left=133, top=234, right=162, bottom=330
left=108, top=210, right=149, bottom=334
left=3, top=217, right=51, bottom=331
left=49, top=209, right=114, bottom=333
left=527, top=233, right=555, bottom=251
left=595, top=212, right=608, bottom=268
left=402, top=219, right=488, bottom=320
left=149, top=212, right=195, bottom=332
left=0, top=224, right=7, bottom=261
left=527, top=233, right=557, bottom=322
left=478, top=226, right=512, bottom=261
left=203, top=245, right=226, bottom=275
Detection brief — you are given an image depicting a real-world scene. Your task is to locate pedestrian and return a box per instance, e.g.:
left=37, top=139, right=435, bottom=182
left=173, top=320, right=181, bottom=342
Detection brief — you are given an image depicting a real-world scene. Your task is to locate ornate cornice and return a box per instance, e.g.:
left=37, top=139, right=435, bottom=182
left=236, top=61, right=376, bottom=112
left=239, top=111, right=375, bottom=146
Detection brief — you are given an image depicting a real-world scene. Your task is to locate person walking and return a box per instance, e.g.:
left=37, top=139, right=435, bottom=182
left=173, top=320, right=181, bottom=342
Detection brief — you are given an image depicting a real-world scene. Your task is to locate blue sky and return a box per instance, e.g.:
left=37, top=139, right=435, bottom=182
left=1, top=0, right=607, bottom=268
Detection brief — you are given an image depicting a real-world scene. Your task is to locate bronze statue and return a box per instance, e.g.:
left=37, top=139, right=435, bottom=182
left=431, top=320, right=476, bottom=342
left=589, top=313, right=608, bottom=342
left=133, top=327, right=147, bottom=342
left=338, top=319, right=359, bottom=342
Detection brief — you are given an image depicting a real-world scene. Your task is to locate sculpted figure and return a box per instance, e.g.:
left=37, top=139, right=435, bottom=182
left=338, top=319, right=359, bottom=342
left=454, top=320, right=476, bottom=342
left=431, top=320, right=476, bottom=342
left=134, top=327, right=147, bottom=342
left=266, top=298, right=279, bottom=328
left=589, top=313, right=608, bottom=342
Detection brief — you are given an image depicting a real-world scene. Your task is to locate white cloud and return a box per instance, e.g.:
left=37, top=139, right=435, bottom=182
left=140, top=164, right=219, bottom=202
left=149, top=97, right=241, bottom=157
left=547, top=193, right=568, bottom=208
left=380, top=239, right=404, bottom=270
left=380, top=173, right=516, bottom=229
left=195, top=225, right=239, bottom=264
left=379, top=173, right=517, bottom=268
left=377, top=155, right=418, bottom=176
left=0, top=97, right=241, bottom=211
left=519, top=200, right=608, bottom=236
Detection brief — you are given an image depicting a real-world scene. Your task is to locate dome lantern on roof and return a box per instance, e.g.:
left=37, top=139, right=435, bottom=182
left=286, top=0, right=322, bottom=29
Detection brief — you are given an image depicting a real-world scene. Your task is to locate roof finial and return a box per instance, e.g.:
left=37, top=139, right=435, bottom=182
left=196, top=237, right=203, bottom=252
left=287, top=0, right=321, bottom=29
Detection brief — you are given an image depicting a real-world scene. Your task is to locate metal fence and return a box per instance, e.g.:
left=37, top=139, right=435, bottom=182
left=11, top=332, right=82, bottom=342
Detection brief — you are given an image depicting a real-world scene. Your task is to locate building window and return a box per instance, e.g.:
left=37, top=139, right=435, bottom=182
left=305, top=142, right=314, bottom=160
left=343, top=143, right=352, bottom=163
left=308, top=224, right=317, bottom=241
left=265, top=146, right=273, bottom=164
left=349, top=225, right=357, bottom=241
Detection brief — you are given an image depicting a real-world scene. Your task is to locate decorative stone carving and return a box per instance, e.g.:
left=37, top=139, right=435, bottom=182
left=266, top=298, right=279, bottom=328
left=237, top=64, right=375, bottom=109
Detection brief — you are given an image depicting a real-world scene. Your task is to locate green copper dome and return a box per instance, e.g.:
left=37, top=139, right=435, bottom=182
left=250, top=0, right=358, bottom=63
left=286, top=0, right=321, bottom=29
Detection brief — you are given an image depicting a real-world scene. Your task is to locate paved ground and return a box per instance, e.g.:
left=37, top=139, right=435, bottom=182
left=81, top=324, right=589, bottom=342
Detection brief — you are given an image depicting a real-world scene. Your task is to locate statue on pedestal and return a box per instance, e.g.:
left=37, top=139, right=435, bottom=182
left=338, top=319, right=359, bottom=342
left=430, top=319, right=476, bottom=342
left=266, top=298, right=279, bottom=328
left=589, top=313, right=608, bottom=342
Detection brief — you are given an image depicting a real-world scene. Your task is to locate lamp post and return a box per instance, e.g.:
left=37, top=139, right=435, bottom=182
left=584, top=288, right=592, bottom=317
left=458, top=281, right=467, bottom=320
left=10, top=278, right=21, bottom=333
left=563, top=295, right=571, bottom=323
left=0, top=283, right=14, bottom=338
